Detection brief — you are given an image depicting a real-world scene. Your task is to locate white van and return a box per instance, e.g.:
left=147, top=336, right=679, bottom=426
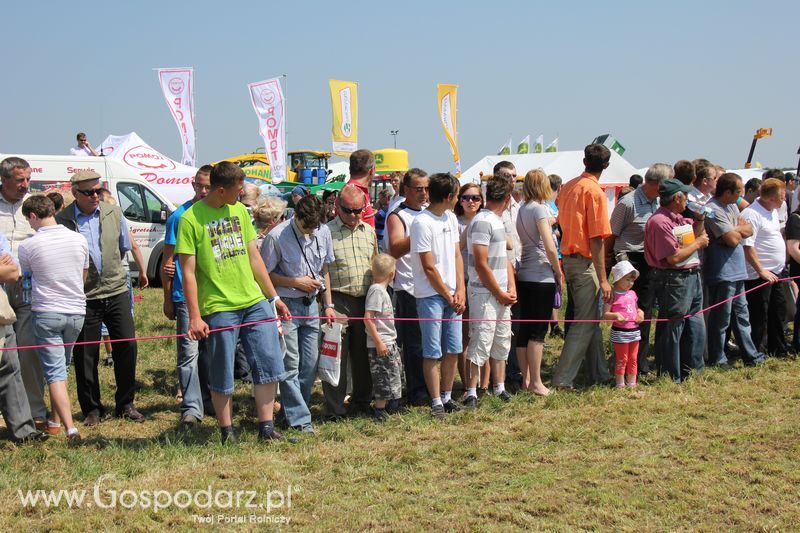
left=2, top=154, right=174, bottom=285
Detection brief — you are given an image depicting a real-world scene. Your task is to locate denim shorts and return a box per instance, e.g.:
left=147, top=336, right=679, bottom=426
left=32, top=312, right=85, bottom=384
left=416, top=294, right=462, bottom=360
left=204, top=300, right=288, bottom=395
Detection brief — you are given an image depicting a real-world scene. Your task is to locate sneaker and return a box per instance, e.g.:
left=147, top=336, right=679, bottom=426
left=259, top=428, right=298, bottom=444
left=496, top=390, right=512, bottom=403
left=294, top=423, right=316, bottom=435
left=463, top=396, right=478, bottom=410
left=430, top=404, right=445, bottom=419
left=443, top=399, right=462, bottom=413
left=220, top=428, right=238, bottom=445
left=476, top=387, right=488, bottom=398
left=46, top=421, right=62, bottom=436
left=373, top=409, right=389, bottom=422
left=180, top=414, right=200, bottom=427
left=17, top=430, right=49, bottom=444
left=66, top=431, right=82, bottom=444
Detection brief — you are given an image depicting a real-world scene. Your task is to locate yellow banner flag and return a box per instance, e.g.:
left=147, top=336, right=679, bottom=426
left=329, top=79, right=358, bottom=156
left=437, top=83, right=461, bottom=176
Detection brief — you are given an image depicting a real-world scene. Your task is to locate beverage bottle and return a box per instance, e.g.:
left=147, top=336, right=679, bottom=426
left=21, top=272, right=32, bottom=305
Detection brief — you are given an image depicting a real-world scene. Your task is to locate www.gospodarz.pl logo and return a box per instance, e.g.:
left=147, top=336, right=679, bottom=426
left=17, top=474, right=298, bottom=519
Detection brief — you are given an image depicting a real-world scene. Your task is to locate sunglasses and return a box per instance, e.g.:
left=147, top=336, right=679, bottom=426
left=461, top=194, right=482, bottom=202
left=340, top=206, right=364, bottom=215
left=76, top=187, right=102, bottom=197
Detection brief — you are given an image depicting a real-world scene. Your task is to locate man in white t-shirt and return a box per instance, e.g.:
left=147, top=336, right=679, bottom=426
left=463, top=177, right=516, bottom=409
left=409, top=172, right=464, bottom=418
left=69, top=132, right=99, bottom=157
left=741, top=177, right=790, bottom=356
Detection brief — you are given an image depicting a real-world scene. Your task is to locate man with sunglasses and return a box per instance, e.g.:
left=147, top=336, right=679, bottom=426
left=324, top=185, right=378, bottom=418
left=56, top=170, right=142, bottom=426
left=386, top=168, right=429, bottom=406
left=162, top=165, right=214, bottom=426
left=262, top=194, right=337, bottom=432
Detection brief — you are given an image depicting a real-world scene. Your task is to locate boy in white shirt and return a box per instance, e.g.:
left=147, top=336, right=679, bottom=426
left=363, top=253, right=402, bottom=421
left=409, top=173, right=465, bottom=418
left=19, top=195, right=89, bottom=441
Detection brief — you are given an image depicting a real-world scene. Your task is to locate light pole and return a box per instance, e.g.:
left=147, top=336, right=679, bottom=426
left=390, top=130, right=399, bottom=149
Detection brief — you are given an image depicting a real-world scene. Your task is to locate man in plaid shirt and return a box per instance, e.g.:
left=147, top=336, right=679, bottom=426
left=324, top=185, right=378, bottom=417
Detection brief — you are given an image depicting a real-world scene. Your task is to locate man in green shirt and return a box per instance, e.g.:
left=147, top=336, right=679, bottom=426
left=176, top=162, right=291, bottom=444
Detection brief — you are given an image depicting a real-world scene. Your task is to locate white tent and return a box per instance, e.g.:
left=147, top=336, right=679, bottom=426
left=96, top=132, right=196, bottom=204
left=460, top=151, right=637, bottom=187
left=460, top=150, right=638, bottom=210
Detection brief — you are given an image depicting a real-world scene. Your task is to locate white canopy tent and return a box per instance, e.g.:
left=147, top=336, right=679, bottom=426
left=96, top=132, right=197, bottom=204
left=460, top=150, right=638, bottom=209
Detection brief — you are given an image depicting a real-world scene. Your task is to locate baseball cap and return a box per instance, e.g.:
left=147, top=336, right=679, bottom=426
left=659, top=178, right=692, bottom=197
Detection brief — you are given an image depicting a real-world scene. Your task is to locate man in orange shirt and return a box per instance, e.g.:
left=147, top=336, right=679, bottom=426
left=553, top=144, right=614, bottom=388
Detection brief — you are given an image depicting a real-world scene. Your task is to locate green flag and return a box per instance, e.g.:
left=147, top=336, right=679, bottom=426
left=545, top=137, right=558, bottom=153
left=534, top=134, right=543, bottom=153
left=497, top=137, right=512, bottom=155
left=610, top=139, right=625, bottom=155
left=516, top=135, right=530, bottom=154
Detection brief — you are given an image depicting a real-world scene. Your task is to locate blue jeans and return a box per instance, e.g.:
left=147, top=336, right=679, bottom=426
left=707, top=280, right=764, bottom=366
left=204, top=300, right=288, bottom=395
left=416, top=294, right=462, bottom=360
left=175, top=302, right=212, bottom=419
left=32, top=312, right=84, bottom=384
left=278, top=297, right=316, bottom=428
left=653, top=268, right=706, bottom=383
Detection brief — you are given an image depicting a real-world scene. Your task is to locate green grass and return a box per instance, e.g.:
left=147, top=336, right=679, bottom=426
left=1, top=288, right=799, bottom=530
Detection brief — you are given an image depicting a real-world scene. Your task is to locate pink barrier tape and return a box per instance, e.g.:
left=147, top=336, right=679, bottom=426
left=3, top=275, right=797, bottom=352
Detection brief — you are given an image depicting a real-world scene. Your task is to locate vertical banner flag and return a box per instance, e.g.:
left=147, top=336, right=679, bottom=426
left=437, top=84, right=461, bottom=175
left=545, top=137, right=559, bottom=152
left=329, top=80, right=358, bottom=156
left=248, top=77, right=287, bottom=184
left=498, top=137, right=512, bottom=155
left=517, top=135, right=530, bottom=154
left=156, top=68, right=196, bottom=166
left=534, top=134, right=544, bottom=153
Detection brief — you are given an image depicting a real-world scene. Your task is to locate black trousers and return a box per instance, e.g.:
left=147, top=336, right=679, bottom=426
left=745, top=275, right=789, bottom=356
left=74, top=291, right=138, bottom=416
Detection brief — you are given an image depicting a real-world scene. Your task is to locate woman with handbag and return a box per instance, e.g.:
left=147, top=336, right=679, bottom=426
left=515, top=170, right=562, bottom=396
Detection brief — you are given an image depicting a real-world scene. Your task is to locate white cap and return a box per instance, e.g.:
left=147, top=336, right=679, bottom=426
left=610, top=260, right=639, bottom=284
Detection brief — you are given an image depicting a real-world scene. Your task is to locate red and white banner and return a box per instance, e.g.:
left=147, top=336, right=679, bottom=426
left=247, top=77, right=287, bottom=184
left=156, top=68, right=196, bottom=167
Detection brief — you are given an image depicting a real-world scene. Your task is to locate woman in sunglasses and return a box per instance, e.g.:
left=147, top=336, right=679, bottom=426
left=454, top=183, right=487, bottom=395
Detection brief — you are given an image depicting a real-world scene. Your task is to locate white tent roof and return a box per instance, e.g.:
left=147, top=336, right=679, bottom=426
left=459, top=151, right=637, bottom=186
left=96, top=132, right=197, bottom=204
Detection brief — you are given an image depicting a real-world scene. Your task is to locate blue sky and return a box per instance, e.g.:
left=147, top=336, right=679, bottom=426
left=2, top=1, right=797, bottom=173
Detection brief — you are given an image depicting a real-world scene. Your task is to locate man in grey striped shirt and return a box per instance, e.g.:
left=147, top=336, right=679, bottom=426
left=463, top=176, right=517, bottom=408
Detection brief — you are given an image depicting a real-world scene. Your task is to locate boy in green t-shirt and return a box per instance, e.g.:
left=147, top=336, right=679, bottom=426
left=176, top=162, right=292, bottom=443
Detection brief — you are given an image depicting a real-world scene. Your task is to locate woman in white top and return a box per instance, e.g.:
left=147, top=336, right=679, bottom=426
left=515, top=170, right=562, bottom=396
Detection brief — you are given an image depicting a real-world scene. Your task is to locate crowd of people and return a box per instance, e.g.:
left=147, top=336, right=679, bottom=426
left=0, top=143, right=798, bottom=444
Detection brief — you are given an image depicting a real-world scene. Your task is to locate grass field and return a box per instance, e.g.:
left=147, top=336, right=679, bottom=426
left=2, top=287, right=800, bottom=531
